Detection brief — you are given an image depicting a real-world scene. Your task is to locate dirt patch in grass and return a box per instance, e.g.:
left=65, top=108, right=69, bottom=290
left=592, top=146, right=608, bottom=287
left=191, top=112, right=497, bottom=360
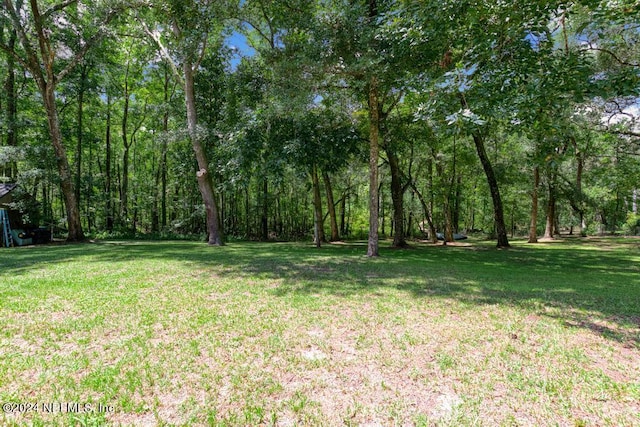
left=1, top=240, right=639, bottom=426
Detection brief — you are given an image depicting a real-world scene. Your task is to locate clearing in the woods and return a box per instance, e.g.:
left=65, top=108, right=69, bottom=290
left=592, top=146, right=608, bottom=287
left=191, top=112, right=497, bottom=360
left=0, top=237, right=638, bottom=426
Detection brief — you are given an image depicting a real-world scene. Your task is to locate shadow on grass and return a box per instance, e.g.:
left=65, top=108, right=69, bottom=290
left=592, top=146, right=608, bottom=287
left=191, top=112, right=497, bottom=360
left=1, top=238, right=639, bottom=346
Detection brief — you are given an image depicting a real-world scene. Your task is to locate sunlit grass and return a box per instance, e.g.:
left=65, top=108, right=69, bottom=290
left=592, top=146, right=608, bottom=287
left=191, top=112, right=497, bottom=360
left=0, top=237, right=638, bottom=425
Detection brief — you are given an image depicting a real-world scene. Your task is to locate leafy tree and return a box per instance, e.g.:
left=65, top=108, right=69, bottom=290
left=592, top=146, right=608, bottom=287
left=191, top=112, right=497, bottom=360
left=138, top=0, right=236, bottom=245
left=0, top=0, right=127, bottom=240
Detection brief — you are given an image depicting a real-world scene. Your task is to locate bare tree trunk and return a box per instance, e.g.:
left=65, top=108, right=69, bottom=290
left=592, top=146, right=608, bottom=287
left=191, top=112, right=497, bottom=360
left=472, top=133, right=509, bottom=248
left=387, top=148, right=408, bottom=247
left=528, top=166, right=539, bottom=243
left=161, top=67, right=171, bottom=229
left=340, top=192, right=347, bottom=237
left=105, top=95, right=113, bottom=232
left=43, top=84, right=84, bottom=241
left=322, top=170, right=339, bottom=241
left=261, top=178, right=268, bottom=241
left=74, top=64, right=87, bottom=214
left=410, top=182, right=438, bottom=244
left=312, top=164, right=324, bottom=247
left=453, top=175, right=461, bottom=233
left=244, top=186, right=250, bottom=238
left=443, top=197, right=454, bottom=243
left=183, top=60, right=222, bottom=245
left=2, top=25, right=18, bottom=179
left=367, top=76, right=380, bottom=257
left=576, top=147, right=586, bottom=235
left=544, top=180, right=556, bottom=239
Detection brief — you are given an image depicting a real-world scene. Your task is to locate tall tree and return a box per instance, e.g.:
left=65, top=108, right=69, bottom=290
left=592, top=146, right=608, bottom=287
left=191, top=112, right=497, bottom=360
left=0, top=0, right=124, bottom=240
left=139, top=0, right=233, bottom=245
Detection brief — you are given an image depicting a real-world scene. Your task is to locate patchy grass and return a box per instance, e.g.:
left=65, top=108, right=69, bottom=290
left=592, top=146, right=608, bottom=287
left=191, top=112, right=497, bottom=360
left=0, top=237, right=638, bottom=426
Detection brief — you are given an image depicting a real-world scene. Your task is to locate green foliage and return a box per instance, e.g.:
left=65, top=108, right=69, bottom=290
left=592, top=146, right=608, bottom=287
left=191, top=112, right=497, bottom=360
left=1, top=0, right=639, bottom=242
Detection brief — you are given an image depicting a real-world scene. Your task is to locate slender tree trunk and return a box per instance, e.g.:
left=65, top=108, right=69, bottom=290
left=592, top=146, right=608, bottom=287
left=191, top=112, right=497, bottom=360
left=121, top=144, right=130, bottom=224
left=3, top=26, right=18, bottom=179
left=387, top=149, right=407, bottom=247
left=311, top=164, right=324, bottom=247
left=443, top=196, right=454, bottom=243
left=544, top=180, right=556, bottom=239
left=105, top=95, right=113, bottom=232
left=576, top=147, right=586, bottom=235
left=453, top=175, right=461, bottom=234
left=340, top=193, right=347, bottom=237
left=261, top=177, right=268, bottom=241
left=322, top=170, right=339, bottom=241
left=472, top=133, right=509, bottom=248
left=159, top=66, right=171, bottom=229
left=152, top=136, right=160, bottom=232
left=410, top=182, right=438, bottom=244
left=120, top=62, right=131, bottom=226
left=244, top=186, right=250, bottom=237
left=367, top=76, right=380, bottom=257
left=183, top=60, right=222, bottom=245
left=75, top=64, right=87, bottom=212
left=528, top=166, right=539, bottom=243
left=86, top=132, right=93, bottom=232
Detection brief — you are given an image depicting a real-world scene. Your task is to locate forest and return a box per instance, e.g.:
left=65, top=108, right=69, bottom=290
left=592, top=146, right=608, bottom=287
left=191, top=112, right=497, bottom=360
left=0, top=0, right=639, bottom=255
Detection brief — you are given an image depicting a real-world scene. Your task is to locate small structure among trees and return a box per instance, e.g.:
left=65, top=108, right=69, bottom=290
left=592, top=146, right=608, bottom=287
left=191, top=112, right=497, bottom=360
left=0, top=183, right=50, bottom=247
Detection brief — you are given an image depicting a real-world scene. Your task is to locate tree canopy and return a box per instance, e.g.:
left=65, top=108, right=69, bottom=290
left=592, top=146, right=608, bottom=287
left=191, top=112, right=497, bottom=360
left=1, top=0, right=638, bottom=249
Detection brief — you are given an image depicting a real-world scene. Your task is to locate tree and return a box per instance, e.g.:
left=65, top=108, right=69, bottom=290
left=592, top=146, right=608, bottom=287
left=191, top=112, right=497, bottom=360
left=0, top=0, right=127, bottom=240
left=138, top=0, right=234, bottom=245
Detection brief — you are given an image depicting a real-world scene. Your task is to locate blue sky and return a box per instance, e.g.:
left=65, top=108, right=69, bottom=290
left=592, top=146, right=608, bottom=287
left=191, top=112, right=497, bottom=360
left=226, top=31, right=256, bottom=70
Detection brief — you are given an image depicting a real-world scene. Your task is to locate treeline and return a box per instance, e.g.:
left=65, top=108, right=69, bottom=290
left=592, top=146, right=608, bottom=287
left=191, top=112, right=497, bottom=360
left=0, top=0, right=638, bottom=253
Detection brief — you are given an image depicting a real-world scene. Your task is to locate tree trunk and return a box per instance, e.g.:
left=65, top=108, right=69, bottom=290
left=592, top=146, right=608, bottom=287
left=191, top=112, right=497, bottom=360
left=261, top=177, right=268, bottom=240
left=576, top=147, right=586, bottom=236
left=311, top=164, right=324, bottom=247
left=3, top=26, right=18, bottom=179
left=157, top=65, right=171, bottom=229
left=43, top=85, right=84, bottom=241
left=120, top=62, right=131, bottom=226
left=367, top=76, right=380, bottom=257
left=443, top=196, right=454, bottom=243
left=105, top=95, right=114, bottom=232
left=121, top=144, right=130, bottom=224
left=544, top=180, right=556, bottom=239
left=244, top=187, right=250, bottom=238
left=183, top=60, right=222, bottom=245
left=322, top=170, right=340, bottom=241
left=387, top=148, right=408, bottom=247
left=5, top=0, right=84, bottom=240
left=75, top=64, right=87, bottom=212
left=453, top=175, right=462, bottom=234
left=528, top=166, right=539, bottom=243
left=340, top=192, right=347, bottom=237
left=410, top=182, right=438, bottom=244
left=472, top=133, right=509, bottom=248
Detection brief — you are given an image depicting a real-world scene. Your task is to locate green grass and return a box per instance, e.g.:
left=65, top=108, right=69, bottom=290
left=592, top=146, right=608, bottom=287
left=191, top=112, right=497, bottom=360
left=0, top=237, right=639, bottom=426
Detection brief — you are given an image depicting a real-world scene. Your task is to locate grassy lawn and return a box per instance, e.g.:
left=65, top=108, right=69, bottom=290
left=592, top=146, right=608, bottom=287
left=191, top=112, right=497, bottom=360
left=0, top=237, right=638, bottom=426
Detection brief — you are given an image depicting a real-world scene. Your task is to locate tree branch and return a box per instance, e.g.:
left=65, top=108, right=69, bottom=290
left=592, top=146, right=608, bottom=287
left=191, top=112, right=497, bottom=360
left=3, top=0, right=43, bottom=79
left=583, top=42, right=639, bottom=67
left=43, top=0, right=77, bottom=19
left=193, top=33, right=209, bottom=72
left=0, top=40, right=30, bottom=71
left=56, top=7, right=123, bottom=82
left=138, top=19, right=186, bottom=88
